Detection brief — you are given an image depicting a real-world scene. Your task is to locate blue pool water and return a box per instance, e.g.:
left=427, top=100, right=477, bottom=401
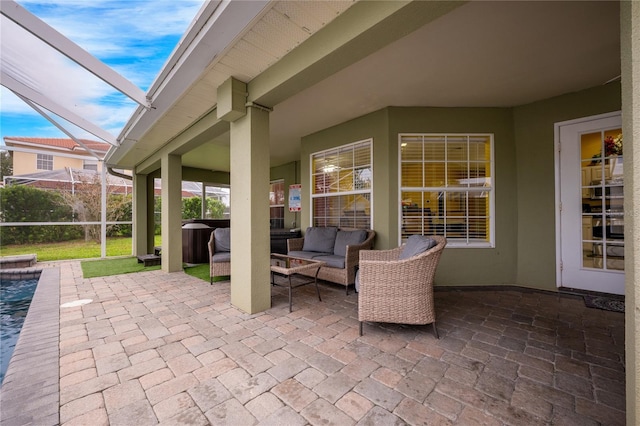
left=0, top=277, right=38, bottom=385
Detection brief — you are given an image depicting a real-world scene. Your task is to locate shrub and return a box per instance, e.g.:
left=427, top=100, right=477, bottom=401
left=0, top=185, right=82, bottom=245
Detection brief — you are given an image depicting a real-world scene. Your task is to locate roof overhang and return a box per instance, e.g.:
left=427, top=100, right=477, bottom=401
left=104, top=0, right=620, bottom=174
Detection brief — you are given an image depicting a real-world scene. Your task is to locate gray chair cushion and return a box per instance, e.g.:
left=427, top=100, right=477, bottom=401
left=355, top=269, right=360, bottom=292
left=287, top=251, right=324, bottom=260
left=313, top=254, right=345, bottom=269
left=214, top=227, right=231, bottom=253
left=399, top=235, right=437, bottom=260
left=333, top=230, right=367, bottom=257
left=212, top=252, right=231, bottom=263
left=302, top=227, right=338, bottom=254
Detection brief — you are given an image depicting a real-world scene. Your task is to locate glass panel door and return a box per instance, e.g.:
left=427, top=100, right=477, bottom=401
left=557, top=112, right=624, bottom=295
left=580, top=129, right=624, bottom=272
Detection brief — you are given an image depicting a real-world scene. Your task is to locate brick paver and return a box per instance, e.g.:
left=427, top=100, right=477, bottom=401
left=0, top=260, right=626, bottom=425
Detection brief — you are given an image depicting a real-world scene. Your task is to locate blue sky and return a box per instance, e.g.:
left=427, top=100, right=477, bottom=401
left=0, top=0, right=205, bottom=145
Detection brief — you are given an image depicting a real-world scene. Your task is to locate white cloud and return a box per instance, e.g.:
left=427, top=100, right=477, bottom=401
left=2, top=17, right=126, bottom=125
left=1, top=0, right=204, bottom=141
left=20, top=1, right=204, bottom=55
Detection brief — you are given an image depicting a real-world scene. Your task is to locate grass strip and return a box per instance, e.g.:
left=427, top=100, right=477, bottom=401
left=184, top=264, right=229, bottom=283
left=81, top=256, right=231, bottom=283
left=81, top=256, right=160, bottom=278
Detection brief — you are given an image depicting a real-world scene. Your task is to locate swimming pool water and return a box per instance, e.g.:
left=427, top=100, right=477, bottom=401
left=0, top=278, right=38, bottom=385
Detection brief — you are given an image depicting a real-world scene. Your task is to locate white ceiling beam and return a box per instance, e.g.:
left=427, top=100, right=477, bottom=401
left=2, top=71, right=118, bottom=146
left=0, top=0, right=150, bottom=109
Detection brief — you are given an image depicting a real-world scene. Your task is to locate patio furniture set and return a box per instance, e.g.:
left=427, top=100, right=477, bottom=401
left=208, top=226, right=446, bottom=336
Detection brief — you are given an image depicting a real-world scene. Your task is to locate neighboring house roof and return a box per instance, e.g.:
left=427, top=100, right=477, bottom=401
left=4, top=137, right=110, bottom=157
left=152, top=180, right=230, bottom=200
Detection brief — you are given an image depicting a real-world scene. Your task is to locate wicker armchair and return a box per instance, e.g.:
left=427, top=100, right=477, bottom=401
left=357, top=236, right=446, bottom=337
left=208, top=228, right=231, bottom=283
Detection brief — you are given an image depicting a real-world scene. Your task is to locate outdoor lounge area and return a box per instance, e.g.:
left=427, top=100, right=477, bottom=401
left=0, top=261, right=626, bottom=425
left=1, top=1, right=638, bottom=424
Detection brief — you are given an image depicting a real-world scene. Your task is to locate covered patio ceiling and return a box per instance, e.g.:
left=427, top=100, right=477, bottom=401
left=106, top=1, right=620, bottom=171
left=106, top=0, right=620, bottom=174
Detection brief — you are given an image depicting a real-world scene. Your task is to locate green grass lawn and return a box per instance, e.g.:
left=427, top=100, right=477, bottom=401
left=183, top=264, right=228, bottom=283
left=82, top=256, right=161, bottom=278
left=0, top=235, right=162, bottom=262
left=81, top=257, right=226, bottom=282
left=1, top=236, right=229, bottom=282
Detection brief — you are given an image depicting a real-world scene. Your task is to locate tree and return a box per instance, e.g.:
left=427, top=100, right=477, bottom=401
left=106, top=193, right=133, bottom=237
left=0, top=150, right=13, bottom=180
left=182, top=196, right=202, bottom=220
left=182, top=196, right=227, bottom=220
left=59, top=173, right=132, bottom=242
left=206, top=198, right=226, bottom=218
left=154, top=196, right=162, bottom=235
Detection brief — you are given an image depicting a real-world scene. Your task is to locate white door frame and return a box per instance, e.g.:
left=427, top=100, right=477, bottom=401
left=554, top=111, right=623, bottom=290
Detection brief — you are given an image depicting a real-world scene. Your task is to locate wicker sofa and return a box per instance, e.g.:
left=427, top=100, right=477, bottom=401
left=357, top=235, right=446, bottom=337
left=287, top=226, right=375, bottom=294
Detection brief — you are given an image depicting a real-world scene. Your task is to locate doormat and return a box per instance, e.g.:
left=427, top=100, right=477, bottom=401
left=583, top=295, right=625, bottom=313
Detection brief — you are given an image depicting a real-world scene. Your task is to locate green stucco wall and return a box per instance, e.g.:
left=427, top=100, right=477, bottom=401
left=270, top=161, right=301, bottom=229
left=300, top=82, right=621, bottom=291
left=388, top=107, right=517, bottom=287
left=513, top=82, right=621, bottom=290
left=301, top=109, right=391, bottom=247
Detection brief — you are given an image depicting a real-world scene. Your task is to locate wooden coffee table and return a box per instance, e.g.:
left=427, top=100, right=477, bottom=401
left=270, top=254, right=325, bottom=312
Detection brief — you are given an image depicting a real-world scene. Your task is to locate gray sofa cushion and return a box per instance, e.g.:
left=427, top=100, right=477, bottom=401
left=333, top=230, right=368, bottom=257
left=287, top=251, right=324, bottom=260
left=399, top=235, right=437, bottom=260
left=313, top=254, right=345, bottom=269
left=212, top=252, right=231, bottom=263
left=214, top=227, right=231, bottom=252
left=302, top=227, right=338, bottom=254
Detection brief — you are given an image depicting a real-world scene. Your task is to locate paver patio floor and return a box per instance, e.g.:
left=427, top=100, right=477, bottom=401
left=2, top=261, right=627, bottom=425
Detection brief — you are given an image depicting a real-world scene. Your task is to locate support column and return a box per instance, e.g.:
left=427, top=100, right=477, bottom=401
left=229, top=106, right=271, bottom=313
left=161, top=154, right=183, bottom=272
left=622, top=2, right=640, bottom=424
left=133, top=172, right=148, bottom=256
left=147, top=175, right=156, bottom=253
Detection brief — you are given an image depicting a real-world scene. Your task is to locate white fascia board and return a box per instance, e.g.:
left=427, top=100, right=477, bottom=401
left=116, top=0, right=271, bottom=152
left=0, top=0, right=149, bottom=108
left=1, top=71, right=118, bottom=146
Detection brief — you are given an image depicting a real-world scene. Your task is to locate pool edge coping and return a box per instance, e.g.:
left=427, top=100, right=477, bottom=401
left=0, top=267, right=60, bottom=426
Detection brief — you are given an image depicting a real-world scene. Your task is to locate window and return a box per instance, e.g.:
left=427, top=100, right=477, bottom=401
left=399, top=134, right=494, bottom=247
left=311, top=139, right=372, bottom=229
left=83, top=160, right=98, bottom=171
left=36, top=153, right=53, bottom=170
left=269, top=180, right=285, bottom=228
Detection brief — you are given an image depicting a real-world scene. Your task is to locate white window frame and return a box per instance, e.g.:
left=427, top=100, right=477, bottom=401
left=36, top=153, right=53, bottom=170
left=83, top=159, right=98, bottom=171
left=310, top=139, right=373, bottom=229
left=270, top=179, right=285, bottom=228
left=398, top=133, right=495, bottom=248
